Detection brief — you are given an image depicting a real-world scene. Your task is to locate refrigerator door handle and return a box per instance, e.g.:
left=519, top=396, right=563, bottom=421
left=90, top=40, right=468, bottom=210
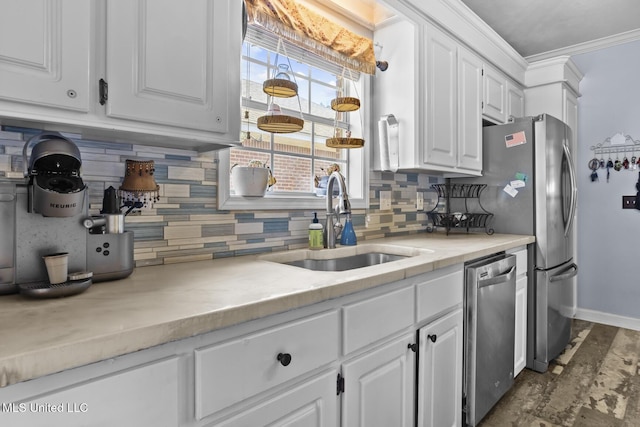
left=563, top=144, right=578, bottom=237
left=478, top=266, right=516, bottom=288
left=549, top=263, right=578, bottom=282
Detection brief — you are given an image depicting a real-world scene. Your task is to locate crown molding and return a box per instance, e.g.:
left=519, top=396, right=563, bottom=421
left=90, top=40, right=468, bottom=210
left=525, top=56, right=584, bottom=95
left=525, top=28, right=640, bottom=62
left=381, top=0, right=528, bottom=84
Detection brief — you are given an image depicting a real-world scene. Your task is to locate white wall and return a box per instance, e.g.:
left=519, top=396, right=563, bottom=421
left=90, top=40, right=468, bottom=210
left=572, top=39, right=640, bottom=328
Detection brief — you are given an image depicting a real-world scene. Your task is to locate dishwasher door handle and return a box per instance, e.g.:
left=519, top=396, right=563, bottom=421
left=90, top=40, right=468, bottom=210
left=478, top=266, right=516, bottom=288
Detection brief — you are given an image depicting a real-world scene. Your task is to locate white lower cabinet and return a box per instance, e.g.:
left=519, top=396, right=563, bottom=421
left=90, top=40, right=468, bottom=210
left=341, top=333, right=416, bottom=427
left=0, top=262, right=472, bottom=427
left=509, top=246, right=529, bottom=376
left=0, top=357, right=180, bottom=427
left=514, top=276, right=527, bottom=375
left=417, top=308, right=464, bottom=427
left=212, top=370, right=338, bottom=427
left=194, top=310, right=339, bottom=420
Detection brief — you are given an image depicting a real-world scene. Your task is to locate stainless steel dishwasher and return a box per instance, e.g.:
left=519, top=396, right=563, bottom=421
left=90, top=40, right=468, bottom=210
left=463, top=253, right=517, bottom=427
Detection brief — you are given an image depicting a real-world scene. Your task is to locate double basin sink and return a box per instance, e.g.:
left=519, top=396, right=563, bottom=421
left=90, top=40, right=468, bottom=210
left=259, top=244, right=434, bottom=272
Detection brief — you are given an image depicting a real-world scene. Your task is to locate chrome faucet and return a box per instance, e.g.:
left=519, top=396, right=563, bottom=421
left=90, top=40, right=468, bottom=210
left=325, top=171, right=351, bottom=248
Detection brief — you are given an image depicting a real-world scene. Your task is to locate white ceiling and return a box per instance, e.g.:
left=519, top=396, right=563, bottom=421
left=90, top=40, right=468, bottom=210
left=320, top=0, right=640, bottom=61
left=460, top=0, right=640, bottom=60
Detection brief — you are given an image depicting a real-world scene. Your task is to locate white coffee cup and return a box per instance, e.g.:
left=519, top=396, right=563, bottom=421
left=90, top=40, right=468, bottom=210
left=43, top=253, right=69, bottom=284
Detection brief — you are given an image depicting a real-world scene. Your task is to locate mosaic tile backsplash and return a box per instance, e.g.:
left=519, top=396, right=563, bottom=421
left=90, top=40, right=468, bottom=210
left=1, top=127, right=440, bottom=268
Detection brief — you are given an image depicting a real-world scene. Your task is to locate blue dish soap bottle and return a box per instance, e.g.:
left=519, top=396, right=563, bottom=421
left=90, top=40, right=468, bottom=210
left=340, top=213, right=357, bottom=246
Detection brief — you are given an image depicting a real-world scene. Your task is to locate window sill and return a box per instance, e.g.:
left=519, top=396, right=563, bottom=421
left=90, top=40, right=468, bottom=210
left=217, top=148, right=369, bottom=211
left=218, top=193, right=367, bottom=211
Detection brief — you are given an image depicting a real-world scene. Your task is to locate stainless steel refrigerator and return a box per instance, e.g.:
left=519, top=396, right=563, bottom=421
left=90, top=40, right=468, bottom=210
left=455, top=114, right=578, bottom=373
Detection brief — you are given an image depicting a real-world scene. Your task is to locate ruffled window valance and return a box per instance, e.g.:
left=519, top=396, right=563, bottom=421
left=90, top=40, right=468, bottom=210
left=244, top=0, right=377, bottom=75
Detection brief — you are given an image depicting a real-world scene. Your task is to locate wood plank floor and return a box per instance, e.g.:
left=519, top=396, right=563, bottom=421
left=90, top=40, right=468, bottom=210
left=479, top=320, right=640, bottom=427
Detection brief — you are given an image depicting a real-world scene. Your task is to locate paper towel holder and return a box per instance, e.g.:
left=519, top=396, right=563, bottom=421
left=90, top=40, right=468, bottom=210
left=378, top=114, right=399, bottom=172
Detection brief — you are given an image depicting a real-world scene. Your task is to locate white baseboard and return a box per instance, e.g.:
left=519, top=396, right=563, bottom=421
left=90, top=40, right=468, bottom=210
left=575, top=308, right=640, bottom=331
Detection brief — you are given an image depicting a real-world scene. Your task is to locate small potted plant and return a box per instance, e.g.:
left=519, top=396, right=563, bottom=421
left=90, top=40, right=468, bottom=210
left=231, top=160, right=276, bottom=197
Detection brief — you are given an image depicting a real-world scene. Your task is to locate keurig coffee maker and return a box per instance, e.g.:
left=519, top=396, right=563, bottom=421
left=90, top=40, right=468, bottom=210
left=14, top=132, right=89, bottom=286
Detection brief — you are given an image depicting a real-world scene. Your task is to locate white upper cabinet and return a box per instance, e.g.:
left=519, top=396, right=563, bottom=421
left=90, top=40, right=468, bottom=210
left=106, top=0, right=236, bottom=134
left=482, top=64, right=507, bottom=123
left=372, top=16, right=419, bottom=171
left=457, top=46, right=483, bottom=172
left=0, top=0, right=241, bottom=151
left=507, top=82, right=525, bottom=120
left=373, top=18, right=482, bottom=176
left=0, top=0, right=91, bottom=112
left=424, top=25, right=458, bottom=168
left=483, top=63, right=525, bottom=124
left=423, top=24, right=484, bottom=174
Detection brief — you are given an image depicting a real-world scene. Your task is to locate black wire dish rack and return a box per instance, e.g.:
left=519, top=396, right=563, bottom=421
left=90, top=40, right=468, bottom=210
left=426, top=183, right=494, bottom=235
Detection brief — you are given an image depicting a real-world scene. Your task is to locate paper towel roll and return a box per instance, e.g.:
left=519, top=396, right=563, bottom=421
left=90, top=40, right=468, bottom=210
left=378, top=114, right=399, bottom=172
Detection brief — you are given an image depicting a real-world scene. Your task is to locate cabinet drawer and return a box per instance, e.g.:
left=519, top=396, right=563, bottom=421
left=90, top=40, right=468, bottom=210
left=195, top=310, right=339, bottom=420
left=416, top=266, right=463, bottom=323
left=1, top=358, right=179, bottom=427
left=343, top=285, right=414, bottom=355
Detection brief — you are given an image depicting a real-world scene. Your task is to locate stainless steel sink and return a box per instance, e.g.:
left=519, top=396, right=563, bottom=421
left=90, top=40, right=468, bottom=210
left=283, top=252, right=409, bottom=272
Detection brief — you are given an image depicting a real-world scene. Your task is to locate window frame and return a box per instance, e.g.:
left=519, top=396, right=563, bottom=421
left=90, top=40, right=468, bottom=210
left=218, top=41, right=370, bottom=211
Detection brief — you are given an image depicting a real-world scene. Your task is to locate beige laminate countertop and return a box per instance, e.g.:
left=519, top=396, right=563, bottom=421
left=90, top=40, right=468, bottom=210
left=0, top=232, right=534, bottom=388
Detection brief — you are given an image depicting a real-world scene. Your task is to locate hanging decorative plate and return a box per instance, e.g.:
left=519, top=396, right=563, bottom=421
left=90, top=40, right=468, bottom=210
left=257, top=115, right=304, bottom=133
left=331, top=97, right=360, bottom=112
left=263, top=78, right=298, bottom=98
left=326, top=137, right=365, bottom=149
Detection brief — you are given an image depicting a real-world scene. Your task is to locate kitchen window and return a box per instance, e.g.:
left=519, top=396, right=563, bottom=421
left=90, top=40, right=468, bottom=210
left=218, top=36, right=369, bottom=211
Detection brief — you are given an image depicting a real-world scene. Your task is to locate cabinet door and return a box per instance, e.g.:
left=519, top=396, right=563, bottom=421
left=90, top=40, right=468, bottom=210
left=424, top=25, right=457, bottom=167
left=342, top=333, right=415, bottom=427
left=215, top=370, right=338, bottom=427
left=372, top=17, right=418, bottom=170
left=482, top=64, right=507, bottom=123
left=507, top=82, right=525, bottom=120
left=514, top=275, right=527, bottom=376
left=0, top=0, right=90, bottom=112
left=417, top=308, right=463, bottom=427
left=106, top=0, right=239, bottom=134
left=457, top=46, right=483, bottom=172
